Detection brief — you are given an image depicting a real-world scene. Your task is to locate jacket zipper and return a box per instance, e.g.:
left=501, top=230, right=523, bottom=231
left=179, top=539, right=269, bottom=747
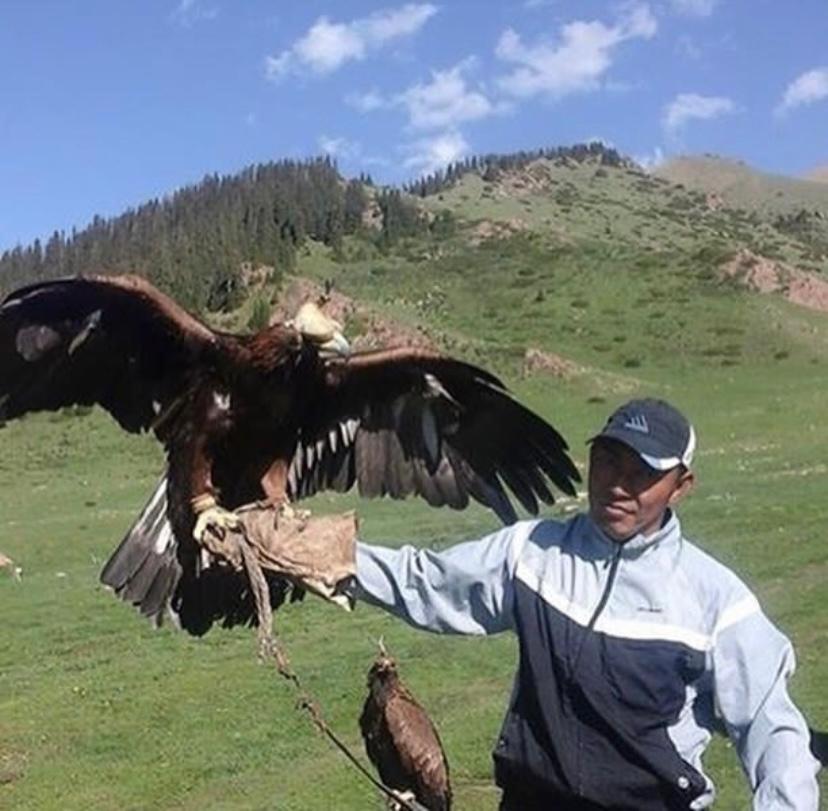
left=572, top=542, right=623, bottom=673
left=571, top=542, right=623, bottom=796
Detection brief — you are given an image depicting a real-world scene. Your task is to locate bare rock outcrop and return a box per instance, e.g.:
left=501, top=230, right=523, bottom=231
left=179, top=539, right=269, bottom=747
left=469, top=218, right=529, bottom=246
left=721, top=249, right=828, bottom=313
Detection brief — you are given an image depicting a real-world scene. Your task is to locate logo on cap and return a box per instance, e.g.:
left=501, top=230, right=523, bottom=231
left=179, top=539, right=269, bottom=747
left=623, top=414, right=649, bottom=434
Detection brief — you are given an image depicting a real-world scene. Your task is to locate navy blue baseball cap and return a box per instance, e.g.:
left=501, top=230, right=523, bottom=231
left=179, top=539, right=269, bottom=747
left=591, top=398, right=696, bottom=471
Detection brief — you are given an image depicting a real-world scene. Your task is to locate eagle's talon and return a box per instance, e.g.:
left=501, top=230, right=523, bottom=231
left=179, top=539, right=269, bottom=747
left=389, top=790, right=417, bottom=811
left=191, top=494, right=241, bottom=544
left=278, top=502, right=296, bottom=521
left=278, top=502, right=312, bottom=523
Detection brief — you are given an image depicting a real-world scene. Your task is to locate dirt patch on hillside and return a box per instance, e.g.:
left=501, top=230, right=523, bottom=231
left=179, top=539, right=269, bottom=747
left=721, top=249, right=828, bottom=313
left=496, top=160, right=559, bottom=197
left=705, top=192, right=724, bottom=211
left=271, top=279, right=438, bottom=351
left=805, top=165, right=828, bottom=184
left=522, top=348, right=642, bottom=394
left=0, top=749, right=26, bottom=785
left=469, top=217, right=529, bottom=246
left=523, top=348, right=584, bottom=379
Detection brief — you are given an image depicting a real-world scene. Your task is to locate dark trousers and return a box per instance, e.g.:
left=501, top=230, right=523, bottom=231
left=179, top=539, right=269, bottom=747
left=499, top=784, right=606, bottom=811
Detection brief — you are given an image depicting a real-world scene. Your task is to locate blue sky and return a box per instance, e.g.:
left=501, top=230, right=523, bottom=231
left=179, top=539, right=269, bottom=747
left=1, top=0, right=826, bottom=252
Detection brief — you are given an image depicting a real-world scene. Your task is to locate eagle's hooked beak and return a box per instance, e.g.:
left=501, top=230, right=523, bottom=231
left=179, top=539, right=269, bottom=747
left=374, top=636, right=395, bottom=673
left=291, top=302, right=350, bottom=358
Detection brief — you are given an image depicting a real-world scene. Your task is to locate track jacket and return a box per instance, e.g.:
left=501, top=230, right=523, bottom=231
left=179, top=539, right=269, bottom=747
left=356, top=511, right=820, bottom=810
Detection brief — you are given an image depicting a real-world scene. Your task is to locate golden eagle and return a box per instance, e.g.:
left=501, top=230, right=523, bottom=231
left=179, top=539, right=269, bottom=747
left=0, top=274, right=578, bottom=633
left=360, top=642, right=452, bottom=811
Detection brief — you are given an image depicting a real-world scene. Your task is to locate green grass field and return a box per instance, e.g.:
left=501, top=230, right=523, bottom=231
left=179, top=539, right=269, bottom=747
left=2, top=158, right=827, bottom=809
left=1, top=347, right=825, bottom=809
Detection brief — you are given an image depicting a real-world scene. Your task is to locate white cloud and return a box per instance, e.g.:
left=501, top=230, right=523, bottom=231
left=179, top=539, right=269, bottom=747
left=345, top=89, right=388, bottom=113
left=318, top=135, right=361, bottom=160
left=662, top=92, right=734, bottom=133
left=170, top=0, right=218, bottom=26
left=403, top=130, right=469, bottom=176
left=776, top=67, right=828, bottom=115
left=265, top=3, right=437, bottom=81
left=584, top=136, right=616, bottom=149
left=634, top=146, right=665, bottom=171
left=317, top=136, right=391, bottom=170
left=347, top=60, right=502, bottom=131
left=363, top=3, right=437, bottom=40
left=397, top=60, right=497, bottom=130
left=292, top=18, right=365, bottom=74
left=494, top=4, right=657, bottom=100
left=669, top=0, right=718, bottom=17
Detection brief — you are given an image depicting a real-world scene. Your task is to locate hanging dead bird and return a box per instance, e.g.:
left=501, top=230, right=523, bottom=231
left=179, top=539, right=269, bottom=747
left=0, top=273, right=579, bottom=634
left=0, top=551, right=21, bottom=580
left=360, top=641, right=452, bottom=811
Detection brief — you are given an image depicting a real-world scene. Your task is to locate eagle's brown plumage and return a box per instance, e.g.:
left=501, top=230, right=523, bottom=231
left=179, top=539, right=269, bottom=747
left=0, top=273, right=579, bottom=633
left=360, top=645, right=451, bottom=811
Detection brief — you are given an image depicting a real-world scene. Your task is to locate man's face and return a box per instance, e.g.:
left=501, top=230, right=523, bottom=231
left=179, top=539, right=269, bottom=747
left=588, top=438, right=693, bottom=542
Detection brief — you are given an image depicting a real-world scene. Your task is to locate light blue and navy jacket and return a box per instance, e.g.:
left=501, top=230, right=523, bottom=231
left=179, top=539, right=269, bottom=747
left=356, top=511, right=820, bottom=810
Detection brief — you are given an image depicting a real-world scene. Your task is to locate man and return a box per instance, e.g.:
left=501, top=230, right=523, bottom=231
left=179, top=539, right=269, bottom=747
left=356, top=398, right=820, bottom=809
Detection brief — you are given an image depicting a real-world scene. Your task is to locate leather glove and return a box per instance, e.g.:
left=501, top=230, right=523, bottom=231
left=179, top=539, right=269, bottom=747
left=234, top=504, right=357, bottom=610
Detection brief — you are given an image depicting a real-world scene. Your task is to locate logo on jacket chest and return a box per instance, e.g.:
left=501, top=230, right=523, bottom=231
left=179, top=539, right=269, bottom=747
left=636, top=603, right=663, bottom=613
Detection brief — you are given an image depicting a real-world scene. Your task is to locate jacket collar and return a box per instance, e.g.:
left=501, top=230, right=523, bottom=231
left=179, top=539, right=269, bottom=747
left=585, top=509, right=682, bottom=558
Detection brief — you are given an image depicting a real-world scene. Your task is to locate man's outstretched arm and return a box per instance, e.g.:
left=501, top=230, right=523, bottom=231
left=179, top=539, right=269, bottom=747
left=356, top=522, right=531, bottom=635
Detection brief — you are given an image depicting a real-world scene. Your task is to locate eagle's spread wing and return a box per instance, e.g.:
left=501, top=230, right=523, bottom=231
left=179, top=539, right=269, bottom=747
left=384, top=690, right=451, bottom=811
left=0, top=274, right=217, bottom=433
left=287, top=347, right=579, bottom=523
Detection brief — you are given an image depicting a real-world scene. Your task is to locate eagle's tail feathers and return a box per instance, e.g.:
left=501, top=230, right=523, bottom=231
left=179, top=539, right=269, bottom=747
left=100, top=476, right=181, bottom=626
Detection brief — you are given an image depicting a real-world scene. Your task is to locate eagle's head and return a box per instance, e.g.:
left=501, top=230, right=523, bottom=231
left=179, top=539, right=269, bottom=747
left=367, top=638, right=399, bottom=689
left=289, top=301, right=350, bottom=358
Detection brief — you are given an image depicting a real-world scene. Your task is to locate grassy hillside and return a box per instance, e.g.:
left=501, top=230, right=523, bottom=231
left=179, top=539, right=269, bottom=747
left=657, top=154, right=828, bottom=216
left=805, top=165, right=828, bottom=184
left=1, top=151, right=827, bottom=809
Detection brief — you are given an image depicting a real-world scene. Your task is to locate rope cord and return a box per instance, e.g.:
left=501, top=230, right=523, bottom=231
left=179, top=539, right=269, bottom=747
left=234, top=530, right=428, bottom=811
